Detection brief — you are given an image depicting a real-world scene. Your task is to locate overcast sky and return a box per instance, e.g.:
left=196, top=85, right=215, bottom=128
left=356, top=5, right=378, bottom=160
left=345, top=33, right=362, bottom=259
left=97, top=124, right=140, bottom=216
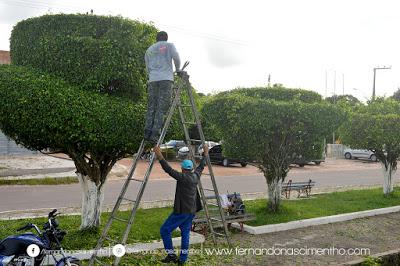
left=1, top=0, right=399, bottom=100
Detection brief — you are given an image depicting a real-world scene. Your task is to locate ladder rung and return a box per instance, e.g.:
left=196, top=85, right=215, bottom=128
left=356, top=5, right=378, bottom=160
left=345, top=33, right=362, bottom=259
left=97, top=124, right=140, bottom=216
left=213, top=232, right=227, bottom=237
left=121, top=197, right=136, bottom=203
left=207, top=203, right=219, bottom=207
left=211, top=217, right=222, bottom=222
left=184, top=122, right=197, bottom=125
left=129, top=177, right=144, bottom=182
left=188, top=139, right=202, bottom=143
left=93, top=257, right=108, bottom=266
left=113, top=216, right=129, bottom=223
left=202, top=188, right=215, bottom=192
left=205, top=207, right=220, bottom=212
left=202, top=173, right=211, bottom=176
left=180, top=104, right=193, bottom=108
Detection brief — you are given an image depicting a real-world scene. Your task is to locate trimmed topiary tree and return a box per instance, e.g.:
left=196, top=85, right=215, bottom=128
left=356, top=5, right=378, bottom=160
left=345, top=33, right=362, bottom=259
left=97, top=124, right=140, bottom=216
left=0, top=14, right=158, bottom=229
left=340, top=98, right=400, bottom=195
left=202, top=86, right=345, bottom=211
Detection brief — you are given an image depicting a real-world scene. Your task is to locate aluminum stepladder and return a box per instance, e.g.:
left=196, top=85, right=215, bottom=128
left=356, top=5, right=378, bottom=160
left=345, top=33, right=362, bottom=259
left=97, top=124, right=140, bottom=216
left=89, top=63, right=231, bottom=266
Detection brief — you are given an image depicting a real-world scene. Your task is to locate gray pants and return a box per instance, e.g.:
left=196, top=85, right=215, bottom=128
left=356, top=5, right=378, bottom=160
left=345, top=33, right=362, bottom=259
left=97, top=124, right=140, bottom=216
left=144, top=80, right=173, bottom=138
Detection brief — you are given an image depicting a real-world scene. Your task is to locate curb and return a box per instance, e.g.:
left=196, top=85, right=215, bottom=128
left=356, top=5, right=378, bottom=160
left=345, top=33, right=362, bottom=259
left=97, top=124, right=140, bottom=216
left=231, top=205, right=400, bottom=234
left=40, top=231, right=205, bottom=265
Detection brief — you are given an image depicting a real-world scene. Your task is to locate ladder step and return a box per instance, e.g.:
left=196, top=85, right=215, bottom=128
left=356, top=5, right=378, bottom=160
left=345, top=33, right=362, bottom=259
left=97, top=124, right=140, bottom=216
left=180, top=104, right=193, bottom=108
left=207, top=203, right=220, bottom=207
left=129, top=177, right=144, bottom=182
left=188, top=139, right=202, bottom=143
left=113, top=216, right=129, bottom=223
left=213, top=232, right=227, bottom=237
left=183, top=122, right=197, bottom=125
left=202, top=188, right=215, bottom=192
left=211, top=217, right=223, bottom=222
left=121, top=197, right=136, bottom=203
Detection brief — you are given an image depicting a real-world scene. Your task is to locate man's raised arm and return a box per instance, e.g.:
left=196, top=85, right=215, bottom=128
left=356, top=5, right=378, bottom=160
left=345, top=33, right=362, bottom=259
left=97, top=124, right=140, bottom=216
left=194, top=145, right=209, bottom=177
left=153, top=146, right=182, bottom=181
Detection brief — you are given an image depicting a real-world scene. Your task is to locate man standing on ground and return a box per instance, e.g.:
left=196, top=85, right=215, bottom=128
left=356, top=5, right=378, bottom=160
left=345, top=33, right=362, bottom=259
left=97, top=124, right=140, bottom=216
left=144, top=31, right=181, bottom=142
left=153, top=145, right=209, bottom=265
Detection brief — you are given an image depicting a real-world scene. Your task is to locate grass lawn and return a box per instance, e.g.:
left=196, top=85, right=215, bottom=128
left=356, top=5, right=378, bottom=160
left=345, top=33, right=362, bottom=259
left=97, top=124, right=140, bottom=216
left=245, top=186, right=400, bottom=226
left=0, top=176, right=78, bottom=186
left=0, top=207, right=179, bottom=250
left=0, top=186, right=399, bottom=253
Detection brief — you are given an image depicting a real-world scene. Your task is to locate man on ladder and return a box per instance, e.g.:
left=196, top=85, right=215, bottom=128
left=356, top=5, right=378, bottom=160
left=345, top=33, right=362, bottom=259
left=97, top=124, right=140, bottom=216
left=89, top=45, right=231, bottom=265
left=153, top=145, right=209, bottom=265
left=144, top=31, right=181, bottom=143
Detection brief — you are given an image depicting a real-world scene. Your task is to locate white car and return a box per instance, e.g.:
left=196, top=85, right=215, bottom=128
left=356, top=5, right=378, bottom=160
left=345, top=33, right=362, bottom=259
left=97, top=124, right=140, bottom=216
left=177, top=141, right=219, bottom=159
left=344, top=148, right=378, bottom=162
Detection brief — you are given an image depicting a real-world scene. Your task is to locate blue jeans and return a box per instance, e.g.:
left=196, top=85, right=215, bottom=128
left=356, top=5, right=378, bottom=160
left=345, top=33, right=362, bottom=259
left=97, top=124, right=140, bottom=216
left=160, top=213, right=195, bottom=262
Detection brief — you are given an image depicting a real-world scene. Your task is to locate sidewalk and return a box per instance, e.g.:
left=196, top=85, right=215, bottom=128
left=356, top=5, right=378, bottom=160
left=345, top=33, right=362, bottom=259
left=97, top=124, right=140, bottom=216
left=225, top=211, right=400, bottom=265
left=0, top=153, right=384, bottom=181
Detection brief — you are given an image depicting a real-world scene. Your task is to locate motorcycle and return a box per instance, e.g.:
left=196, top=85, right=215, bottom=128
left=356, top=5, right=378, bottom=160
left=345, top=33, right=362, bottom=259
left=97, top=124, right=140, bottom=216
left=0, top=209, right=81, bottom=266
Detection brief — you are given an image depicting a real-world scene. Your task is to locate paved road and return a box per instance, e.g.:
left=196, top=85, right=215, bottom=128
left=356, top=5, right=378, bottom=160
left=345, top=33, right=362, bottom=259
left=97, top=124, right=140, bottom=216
left=0, top=162, right=399, bottom=213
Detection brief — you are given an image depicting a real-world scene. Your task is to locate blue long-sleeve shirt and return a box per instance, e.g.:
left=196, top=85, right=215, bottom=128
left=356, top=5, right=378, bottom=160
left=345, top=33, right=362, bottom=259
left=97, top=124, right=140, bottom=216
left=145, top=41, right=181, bottom=82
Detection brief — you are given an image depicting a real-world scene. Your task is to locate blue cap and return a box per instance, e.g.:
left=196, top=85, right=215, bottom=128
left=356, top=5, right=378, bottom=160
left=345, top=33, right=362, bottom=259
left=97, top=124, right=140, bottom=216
left=181, top=160, right=193, bottom=170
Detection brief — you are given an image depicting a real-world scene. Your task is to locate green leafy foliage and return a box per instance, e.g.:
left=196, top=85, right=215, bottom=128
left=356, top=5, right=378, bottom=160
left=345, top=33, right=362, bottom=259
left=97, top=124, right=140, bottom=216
left=0, top=14, right=158, bottom=186
left=203, top=87, right=343, bottom=162
left=217, top=84, right=323, bottom=103
left=202, top=86, right=344, bottom=211
left=325, top=94, right=361, bottom=106
left=340, top=99, right=400, bottom=173
left=0, top=65, right=144, bottom=180
left=10, top=14, right=157, bottom=100
left=391, top=88, right=400, bottom=102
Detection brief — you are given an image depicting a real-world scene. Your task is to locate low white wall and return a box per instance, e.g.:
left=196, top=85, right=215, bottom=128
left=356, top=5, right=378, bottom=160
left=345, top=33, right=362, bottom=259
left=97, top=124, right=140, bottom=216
left=326, top=144, right=346, bottom=158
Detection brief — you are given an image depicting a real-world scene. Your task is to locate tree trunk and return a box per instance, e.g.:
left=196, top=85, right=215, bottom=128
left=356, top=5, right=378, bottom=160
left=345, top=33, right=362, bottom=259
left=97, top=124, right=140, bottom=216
left=267, top=177, right=281, bottom=212
left=77, top=173, right=104, bottom=230
left=382, top=163, right=395, bottom=195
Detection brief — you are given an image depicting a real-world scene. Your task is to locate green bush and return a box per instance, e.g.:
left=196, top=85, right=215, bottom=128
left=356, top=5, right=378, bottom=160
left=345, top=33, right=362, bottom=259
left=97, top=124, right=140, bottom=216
left=10, top=14, right=157, bottom=100
left=202, top=87, right=344, bottom=211
left=0, top=64, right=144, bottom=154
left=216, top=84, right=322, bottom=103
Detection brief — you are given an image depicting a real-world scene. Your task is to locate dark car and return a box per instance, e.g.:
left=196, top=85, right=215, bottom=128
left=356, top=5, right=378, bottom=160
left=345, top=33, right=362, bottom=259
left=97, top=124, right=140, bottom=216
left=208, top=145, right=247, bottom=167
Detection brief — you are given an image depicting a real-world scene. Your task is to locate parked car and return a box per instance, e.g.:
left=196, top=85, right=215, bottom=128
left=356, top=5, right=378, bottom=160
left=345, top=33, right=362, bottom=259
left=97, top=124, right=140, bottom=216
left=344, top=148, right=378, bottom=162
left=177, top=141, right=219, bottom=159
left=208, top=145, right=247, bottom=167
left=292, top=155, right=325, bottom=167
left=161, top=140, right=186, bottom=152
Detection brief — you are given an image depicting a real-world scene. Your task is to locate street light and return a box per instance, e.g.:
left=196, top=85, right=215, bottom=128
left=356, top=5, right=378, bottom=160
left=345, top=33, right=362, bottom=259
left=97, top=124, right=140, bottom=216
left=372, top=66, right=391, bottom=100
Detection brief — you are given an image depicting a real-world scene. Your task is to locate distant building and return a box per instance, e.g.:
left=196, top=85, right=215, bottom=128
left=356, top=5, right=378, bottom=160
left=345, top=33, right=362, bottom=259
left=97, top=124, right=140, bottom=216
left=0, top=50, right=11, bottom=64
left=0, top=50, right=38, bottom=155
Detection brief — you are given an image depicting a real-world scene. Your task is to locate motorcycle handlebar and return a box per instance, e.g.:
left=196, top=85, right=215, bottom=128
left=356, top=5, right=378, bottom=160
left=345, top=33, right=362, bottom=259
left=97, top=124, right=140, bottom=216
left=16, top=223, right=32, bottom=232
left=48, top=209, right=57, bottom=218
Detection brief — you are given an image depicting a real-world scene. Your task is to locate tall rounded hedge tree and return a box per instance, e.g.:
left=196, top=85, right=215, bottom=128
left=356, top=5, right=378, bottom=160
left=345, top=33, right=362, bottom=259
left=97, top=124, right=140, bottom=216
left=202, top=86, right=345, bottom=211
left=0, top=14, right=158, bottom=229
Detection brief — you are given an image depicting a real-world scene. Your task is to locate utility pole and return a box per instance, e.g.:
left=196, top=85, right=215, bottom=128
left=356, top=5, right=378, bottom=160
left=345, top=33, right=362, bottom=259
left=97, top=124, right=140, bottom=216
left=342, top=73, right=345, bottom=95
left=325, top=70, right=328, bottom=98
left=332, top=70, right=336, bottom=144
left=372, top=66, right=391, bottom=101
